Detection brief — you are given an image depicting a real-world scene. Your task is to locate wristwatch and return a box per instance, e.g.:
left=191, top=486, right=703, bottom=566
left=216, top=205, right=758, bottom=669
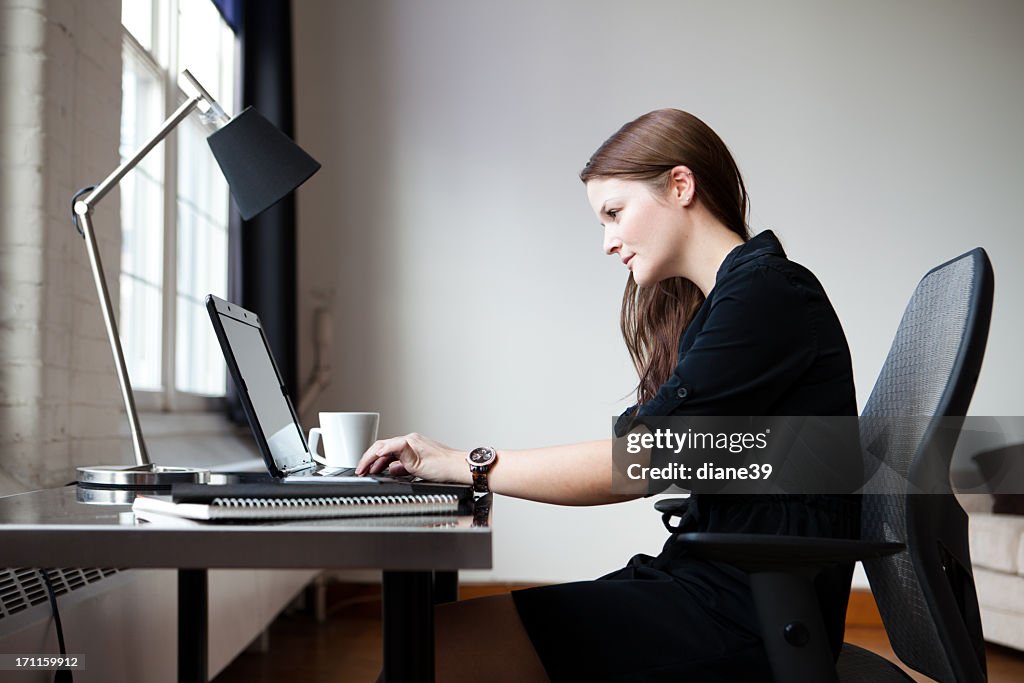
left=466, top=446, right=498, bottom=494
left=472, top=493, right=492, bottom=527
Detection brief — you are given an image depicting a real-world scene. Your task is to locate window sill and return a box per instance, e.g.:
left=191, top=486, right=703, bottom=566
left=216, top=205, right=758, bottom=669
left=119, top=411, right=263, bottom=471
left=131, top=391, right=226, bottom=414
left=137, top=411, right=242, bottom=438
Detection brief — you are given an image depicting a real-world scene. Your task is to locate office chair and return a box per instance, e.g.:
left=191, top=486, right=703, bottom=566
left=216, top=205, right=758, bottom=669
left=663, top=248, right=994, bottom=682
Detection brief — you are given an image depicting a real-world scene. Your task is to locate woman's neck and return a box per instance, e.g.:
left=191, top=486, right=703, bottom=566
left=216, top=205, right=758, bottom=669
left=678, top=213, right=746, bottom=297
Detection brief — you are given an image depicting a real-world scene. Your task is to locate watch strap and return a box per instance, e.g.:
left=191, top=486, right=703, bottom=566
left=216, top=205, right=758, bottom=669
left=472, top=493, right=491, bottom=527
left=471, top=467, right=490, bottom=494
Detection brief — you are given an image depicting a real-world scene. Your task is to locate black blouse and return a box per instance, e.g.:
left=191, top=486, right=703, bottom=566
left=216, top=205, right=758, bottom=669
left=615, top=228, right=856, bottom=425
left=613, top=229, right=861, bottom=660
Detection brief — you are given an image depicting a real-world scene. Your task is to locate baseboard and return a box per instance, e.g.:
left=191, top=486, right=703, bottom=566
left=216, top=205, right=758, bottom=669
left=321, top=581, right=543, bottom=618
left=321, top=582, right=884, bottom=628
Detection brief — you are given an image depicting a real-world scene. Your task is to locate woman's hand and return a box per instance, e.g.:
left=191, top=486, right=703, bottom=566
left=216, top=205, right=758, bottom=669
left=355, top=432, right=466, bottom=483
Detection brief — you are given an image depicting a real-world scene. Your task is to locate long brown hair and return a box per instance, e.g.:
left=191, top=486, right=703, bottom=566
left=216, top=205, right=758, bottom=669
left=580, top=109, right=751, bottom=406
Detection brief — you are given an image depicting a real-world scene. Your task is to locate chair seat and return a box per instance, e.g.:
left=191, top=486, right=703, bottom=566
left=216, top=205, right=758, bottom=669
left=837, top=643, right=915, bottom=682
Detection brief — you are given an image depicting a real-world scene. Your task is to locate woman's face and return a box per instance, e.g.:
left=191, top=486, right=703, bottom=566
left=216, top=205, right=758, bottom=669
left=586, top=177, right=688, bottom=287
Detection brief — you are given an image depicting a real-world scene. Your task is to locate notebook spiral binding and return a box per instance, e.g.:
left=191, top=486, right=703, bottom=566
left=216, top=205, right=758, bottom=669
left=208, top=493, right=459, bottom=519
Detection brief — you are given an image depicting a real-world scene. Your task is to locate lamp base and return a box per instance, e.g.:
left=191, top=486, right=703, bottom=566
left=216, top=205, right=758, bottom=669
left=77, top=464, right=210, bottom=490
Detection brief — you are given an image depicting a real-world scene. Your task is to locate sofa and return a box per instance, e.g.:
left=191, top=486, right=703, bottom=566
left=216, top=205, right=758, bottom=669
left=960, top=492, right=1024, bottom=652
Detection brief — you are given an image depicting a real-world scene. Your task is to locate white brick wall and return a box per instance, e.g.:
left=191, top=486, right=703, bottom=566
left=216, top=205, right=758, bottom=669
left=0, top=0, right=124, bottom=494
left=0, top=10, right=315, bottom=677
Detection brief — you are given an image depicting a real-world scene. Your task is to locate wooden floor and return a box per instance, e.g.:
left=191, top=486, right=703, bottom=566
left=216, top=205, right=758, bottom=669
left=213, top=584, right=1024, bottom=682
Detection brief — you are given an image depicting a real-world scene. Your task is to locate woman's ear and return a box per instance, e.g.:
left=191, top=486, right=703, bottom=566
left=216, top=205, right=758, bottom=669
left=669, top=165, right=695, bottom=206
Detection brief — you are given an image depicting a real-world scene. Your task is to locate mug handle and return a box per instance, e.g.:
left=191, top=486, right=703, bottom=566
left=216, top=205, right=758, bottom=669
left=307, top=427, right=327, bottom=465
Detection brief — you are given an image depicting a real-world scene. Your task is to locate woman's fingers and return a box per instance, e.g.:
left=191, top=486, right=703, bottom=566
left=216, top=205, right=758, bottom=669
left=355, top=439, right=387, bottom=475
left=356, top=438, right=395, bottom=475
left=354, top=433, right=439, bottom=477
left=368, top=453, right=396, bottom=474
left=388, top=460, right=411, bottom=477
left=356, top=435, right=412, bottom=475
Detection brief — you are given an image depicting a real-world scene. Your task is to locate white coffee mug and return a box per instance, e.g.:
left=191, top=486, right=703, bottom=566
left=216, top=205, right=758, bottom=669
left=307, top=412, right=380, bottom=468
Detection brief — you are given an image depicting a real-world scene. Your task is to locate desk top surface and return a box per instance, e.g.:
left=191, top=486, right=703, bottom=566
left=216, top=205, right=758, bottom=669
left=0, top=486, right=491, bottom=571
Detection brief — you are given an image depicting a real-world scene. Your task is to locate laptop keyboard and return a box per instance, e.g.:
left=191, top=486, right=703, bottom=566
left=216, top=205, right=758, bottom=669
left=318, top=466, right=358, bottom=476
left=312, top=466, right=415, bottom=482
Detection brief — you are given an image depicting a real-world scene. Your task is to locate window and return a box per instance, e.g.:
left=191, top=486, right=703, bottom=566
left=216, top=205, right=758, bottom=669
left=120, top=0, right=237, bottom=409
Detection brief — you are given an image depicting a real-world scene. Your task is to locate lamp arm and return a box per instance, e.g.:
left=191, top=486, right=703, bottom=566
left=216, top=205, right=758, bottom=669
left=75, top=209, right=150, bottom=465
left=182, top=69, right=229, bottom=125
left=77, top=93, right=203, bottom=211
left=71, top=91, right=202, bottom=467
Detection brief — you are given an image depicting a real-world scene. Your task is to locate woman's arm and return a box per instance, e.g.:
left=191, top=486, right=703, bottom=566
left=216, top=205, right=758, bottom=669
left=355, top=435, right=644, bottom=506
left=477, top=439, right=645, bottom=506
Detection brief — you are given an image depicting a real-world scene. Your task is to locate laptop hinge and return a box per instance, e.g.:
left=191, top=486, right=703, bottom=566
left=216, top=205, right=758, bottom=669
left=281, top=462, right=316, bottom=475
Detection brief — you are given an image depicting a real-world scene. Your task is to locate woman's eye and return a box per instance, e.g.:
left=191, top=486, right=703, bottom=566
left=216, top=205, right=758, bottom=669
left=606, top=209, right=619, bottom=219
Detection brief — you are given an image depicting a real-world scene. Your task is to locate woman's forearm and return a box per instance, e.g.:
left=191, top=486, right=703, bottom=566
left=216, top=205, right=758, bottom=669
left=449, top=439, right=644, bottom=506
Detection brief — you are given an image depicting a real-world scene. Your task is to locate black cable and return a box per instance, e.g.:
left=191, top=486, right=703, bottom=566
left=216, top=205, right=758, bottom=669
left=38, top=569, right=73, bottom=683
left=70, top=185, right=95, bottom=238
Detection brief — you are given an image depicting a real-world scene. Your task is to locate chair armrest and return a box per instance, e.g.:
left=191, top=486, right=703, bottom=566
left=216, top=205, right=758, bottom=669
left=654, top=497, right=690, bottom=515
left=674, top=533, right=903, bottom=572
left=654, top=497, right=693, bottom=532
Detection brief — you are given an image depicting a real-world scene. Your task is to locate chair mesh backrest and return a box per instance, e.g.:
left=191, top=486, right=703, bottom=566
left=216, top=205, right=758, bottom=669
left=859, top=251, right=987, bottom=683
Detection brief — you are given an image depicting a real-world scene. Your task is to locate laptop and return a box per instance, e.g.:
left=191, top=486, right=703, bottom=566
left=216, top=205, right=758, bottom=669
left=206, top=294, right=406, bottom=483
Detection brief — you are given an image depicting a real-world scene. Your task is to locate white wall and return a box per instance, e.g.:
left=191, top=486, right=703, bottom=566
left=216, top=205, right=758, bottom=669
left=292, top=0, right=1024, bottom=584
left=0, top=0, right=125, bottom=494
left=0, top=568, right=316, bottom=682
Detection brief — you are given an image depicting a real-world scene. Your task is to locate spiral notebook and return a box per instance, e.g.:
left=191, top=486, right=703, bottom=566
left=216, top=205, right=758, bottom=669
left=132, top=482, right=468, bottom=522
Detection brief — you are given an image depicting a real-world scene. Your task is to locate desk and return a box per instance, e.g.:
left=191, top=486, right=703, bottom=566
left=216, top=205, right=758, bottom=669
left=0, top=485, right=492, bottom=683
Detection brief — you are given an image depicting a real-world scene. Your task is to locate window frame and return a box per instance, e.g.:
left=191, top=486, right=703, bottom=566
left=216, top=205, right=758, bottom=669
left=120, top=0, right=234, bottom=413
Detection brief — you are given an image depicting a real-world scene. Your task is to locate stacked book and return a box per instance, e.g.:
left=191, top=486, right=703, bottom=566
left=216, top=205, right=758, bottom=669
left=132, top=482, right=471, bottom=523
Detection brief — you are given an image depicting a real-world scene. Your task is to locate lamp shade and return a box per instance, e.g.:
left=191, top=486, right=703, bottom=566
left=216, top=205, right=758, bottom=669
left=207, top=106, right=321, bottom=221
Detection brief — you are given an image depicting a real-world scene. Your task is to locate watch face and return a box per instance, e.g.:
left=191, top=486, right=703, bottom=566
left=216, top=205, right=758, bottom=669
left=468, top=447, right=496, bottom=466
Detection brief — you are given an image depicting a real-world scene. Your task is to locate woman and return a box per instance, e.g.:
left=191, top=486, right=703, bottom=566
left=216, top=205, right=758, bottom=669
left=356, top=109, right=859, bottom=682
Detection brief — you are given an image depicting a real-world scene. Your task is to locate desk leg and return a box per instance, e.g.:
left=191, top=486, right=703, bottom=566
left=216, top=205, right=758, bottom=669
left=179, top=569, right=208, bottom=683
left=433, top=570, right=458, bottom=604
left=382, top=571, right=434, bottom=683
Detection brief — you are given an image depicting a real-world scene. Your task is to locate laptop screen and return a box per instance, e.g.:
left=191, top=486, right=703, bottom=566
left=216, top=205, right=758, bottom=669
left=212, top=301, right=311, bottom=474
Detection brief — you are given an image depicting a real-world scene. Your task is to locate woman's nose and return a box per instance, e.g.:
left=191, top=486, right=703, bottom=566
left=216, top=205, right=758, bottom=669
left=604, top=229, right=622, bottom=256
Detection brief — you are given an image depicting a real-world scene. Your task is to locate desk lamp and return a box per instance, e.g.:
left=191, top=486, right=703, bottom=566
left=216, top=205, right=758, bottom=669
left=74, top=69, right=320, bottom=489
